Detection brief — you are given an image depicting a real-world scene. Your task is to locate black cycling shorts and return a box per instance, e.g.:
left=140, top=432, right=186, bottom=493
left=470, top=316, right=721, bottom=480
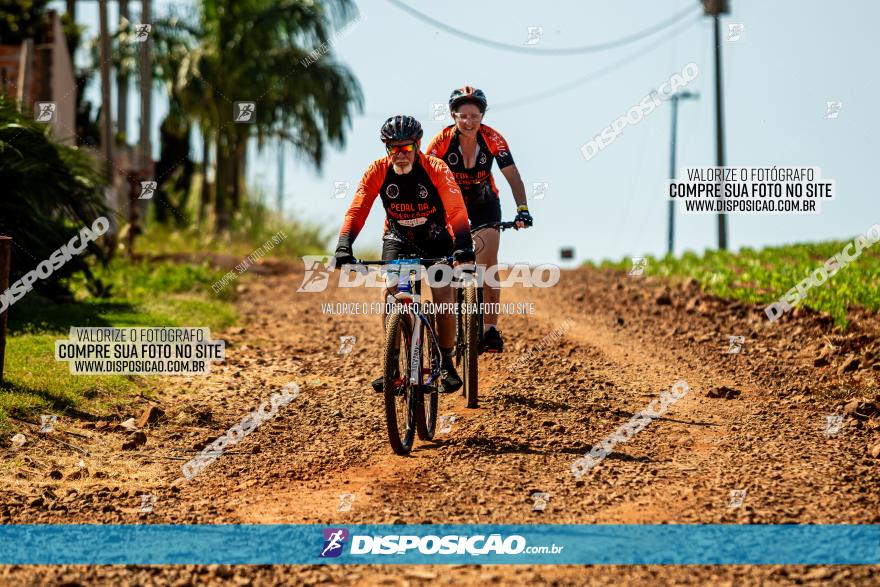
left=381, top=231, right=453, bottom=262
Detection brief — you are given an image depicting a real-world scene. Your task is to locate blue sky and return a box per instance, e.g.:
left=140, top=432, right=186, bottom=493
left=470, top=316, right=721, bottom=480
left=70, top=0, right=878, bottom=264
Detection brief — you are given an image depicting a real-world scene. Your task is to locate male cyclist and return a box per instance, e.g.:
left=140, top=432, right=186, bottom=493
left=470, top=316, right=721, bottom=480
left=426, top=86, right=532, bottom=353
left=334, top=115, right=475, bottom=393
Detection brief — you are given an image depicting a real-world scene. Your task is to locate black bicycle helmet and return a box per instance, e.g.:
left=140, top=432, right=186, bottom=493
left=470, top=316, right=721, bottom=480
left=380, top=115, right=423, bottom=143
left=448, top=85, right=488, bottom=113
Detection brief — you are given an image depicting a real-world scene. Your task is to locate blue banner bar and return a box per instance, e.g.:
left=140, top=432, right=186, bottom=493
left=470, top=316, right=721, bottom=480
left=0, top=525, right=877, bottom=565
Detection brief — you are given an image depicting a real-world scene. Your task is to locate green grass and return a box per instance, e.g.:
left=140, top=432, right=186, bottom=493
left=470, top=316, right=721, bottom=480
left=0, top=257, right=237, bottom=434
left=593, top=240, right=880, bottom=328
left=140, top=189, right=331, bottom=259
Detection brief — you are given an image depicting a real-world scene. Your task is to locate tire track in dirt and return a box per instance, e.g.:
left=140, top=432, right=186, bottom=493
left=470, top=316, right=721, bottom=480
left=3, top=262, right=878, bottom=585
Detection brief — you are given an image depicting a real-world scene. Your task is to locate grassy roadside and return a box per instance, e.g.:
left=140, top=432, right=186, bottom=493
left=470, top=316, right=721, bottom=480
left=0, top=258, right=237, bottom=435
left=594, top=240, right=880, bottom=327
left=1, top=198, right=332, bottom=436
left=138, top=196, right=330, bottom=260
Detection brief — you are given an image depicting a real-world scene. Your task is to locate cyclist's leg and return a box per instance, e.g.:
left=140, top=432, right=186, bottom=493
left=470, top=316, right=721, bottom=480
left=422, top=234, right=462, bottom=392
left=473, top=226, right=501, bottom=329
left=429, top=279, right=462, bottom=392
left=430, top=281, right=455, bottom=349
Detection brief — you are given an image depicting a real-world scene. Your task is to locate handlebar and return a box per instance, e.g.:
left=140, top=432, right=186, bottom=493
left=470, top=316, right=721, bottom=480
left=471, top=220, right=519, bottom=232
left=350, top=256, right=453, bottom=266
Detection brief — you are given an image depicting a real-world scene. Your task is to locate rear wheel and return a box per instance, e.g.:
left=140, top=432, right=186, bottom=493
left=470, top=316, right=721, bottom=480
left=416, top=314, right=439, bottom=441
left=463, top=283, right=479, bottom=408
left=383, top=310, right=417, bottom=455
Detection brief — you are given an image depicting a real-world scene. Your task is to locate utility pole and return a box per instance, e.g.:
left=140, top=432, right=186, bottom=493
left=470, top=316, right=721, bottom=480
left=118, top=0, right=129, bottom=141
left=0, top=237, right=10, bottom=383
left=701, top=0, right=729, bottom=250
left=139, top=0, right=152, bottom=173
left=668, top=91, right=699, bottom=255
left=98, top=0, right=114, bottom=183
left=277, top=141, right=284, bottom=215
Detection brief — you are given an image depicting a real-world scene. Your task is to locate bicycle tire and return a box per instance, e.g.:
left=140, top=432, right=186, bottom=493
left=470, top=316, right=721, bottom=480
left=463, top=283, right=479, bottom=408
left=454, top=287, right=464, bottom=368
left=416, top=313, right=439, bottom=441
left=383, top=310, right=418, bottom=455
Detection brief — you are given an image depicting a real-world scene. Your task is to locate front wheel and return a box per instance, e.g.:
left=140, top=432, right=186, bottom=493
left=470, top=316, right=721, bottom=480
left=383, top=310, right=417, bottom=455
left=416, top=313, right=439, bottom=441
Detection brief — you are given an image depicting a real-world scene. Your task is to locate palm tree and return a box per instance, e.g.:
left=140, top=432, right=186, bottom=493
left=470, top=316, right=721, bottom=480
left=121, top=0, right=363, bottom=233
left=0, top=95, right=109, bottom=295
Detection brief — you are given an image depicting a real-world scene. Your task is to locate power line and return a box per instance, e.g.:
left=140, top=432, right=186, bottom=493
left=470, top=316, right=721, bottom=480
left=357, top=16, right=700, bottom=121
left=492, top=16, right=701, bottom=111
left=386, top=0, right=699, bottom=56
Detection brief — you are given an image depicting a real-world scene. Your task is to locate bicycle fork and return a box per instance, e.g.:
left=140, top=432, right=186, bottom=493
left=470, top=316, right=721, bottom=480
left=410, top=311, right=442, bottom=388
left=408, top=317, right=421, bottom=386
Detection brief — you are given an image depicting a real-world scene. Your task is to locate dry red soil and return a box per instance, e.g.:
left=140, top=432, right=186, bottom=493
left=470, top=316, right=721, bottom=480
left=2, top=263, right=879, bottom=585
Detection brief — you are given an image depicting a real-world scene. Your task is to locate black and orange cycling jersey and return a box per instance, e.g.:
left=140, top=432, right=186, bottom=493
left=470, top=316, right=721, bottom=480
left=336, top=151, right=473, bottom=256
left=426, top=124, right=515, bottom=227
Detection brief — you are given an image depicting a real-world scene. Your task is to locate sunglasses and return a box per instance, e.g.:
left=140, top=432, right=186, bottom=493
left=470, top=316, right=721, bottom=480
left=386, top=143, right=416, bottom=155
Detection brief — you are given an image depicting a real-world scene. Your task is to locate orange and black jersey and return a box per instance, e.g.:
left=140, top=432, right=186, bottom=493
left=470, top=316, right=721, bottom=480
left=335, top=151, right=473, bottom=254
left=426, top=124, right=515, bottom=226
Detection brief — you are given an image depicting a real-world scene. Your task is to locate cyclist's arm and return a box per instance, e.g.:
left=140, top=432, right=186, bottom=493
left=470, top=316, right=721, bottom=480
left=425, top=128, right=452, bottom=158
left=336, top=161, right=384, bottom=252
left=500, top=164, right=528, bottom=208
left=425, top=156, right=473, bottom=252
left=482, top=125, right=527, bottom=207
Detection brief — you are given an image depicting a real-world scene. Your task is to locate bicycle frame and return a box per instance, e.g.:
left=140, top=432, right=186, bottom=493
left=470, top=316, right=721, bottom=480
left=355, top=257, right=445, bottom=390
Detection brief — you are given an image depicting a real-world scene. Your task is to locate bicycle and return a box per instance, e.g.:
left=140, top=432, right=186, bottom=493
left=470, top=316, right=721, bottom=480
left=455, top=220, right=520, bottom=408
left=345, top=256, right=453, bottom=455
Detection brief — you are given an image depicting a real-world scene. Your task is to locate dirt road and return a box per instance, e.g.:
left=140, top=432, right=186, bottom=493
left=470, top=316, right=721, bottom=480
left=2, top=263, right=879, bottom=585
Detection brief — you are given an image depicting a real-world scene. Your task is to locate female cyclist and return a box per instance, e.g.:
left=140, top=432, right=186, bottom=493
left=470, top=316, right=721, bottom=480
left=426, top=86, right=533, bottom=352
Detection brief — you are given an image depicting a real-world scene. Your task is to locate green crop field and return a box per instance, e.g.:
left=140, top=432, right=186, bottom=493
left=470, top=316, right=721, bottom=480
left=596, top=240, right=880, bottom=328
